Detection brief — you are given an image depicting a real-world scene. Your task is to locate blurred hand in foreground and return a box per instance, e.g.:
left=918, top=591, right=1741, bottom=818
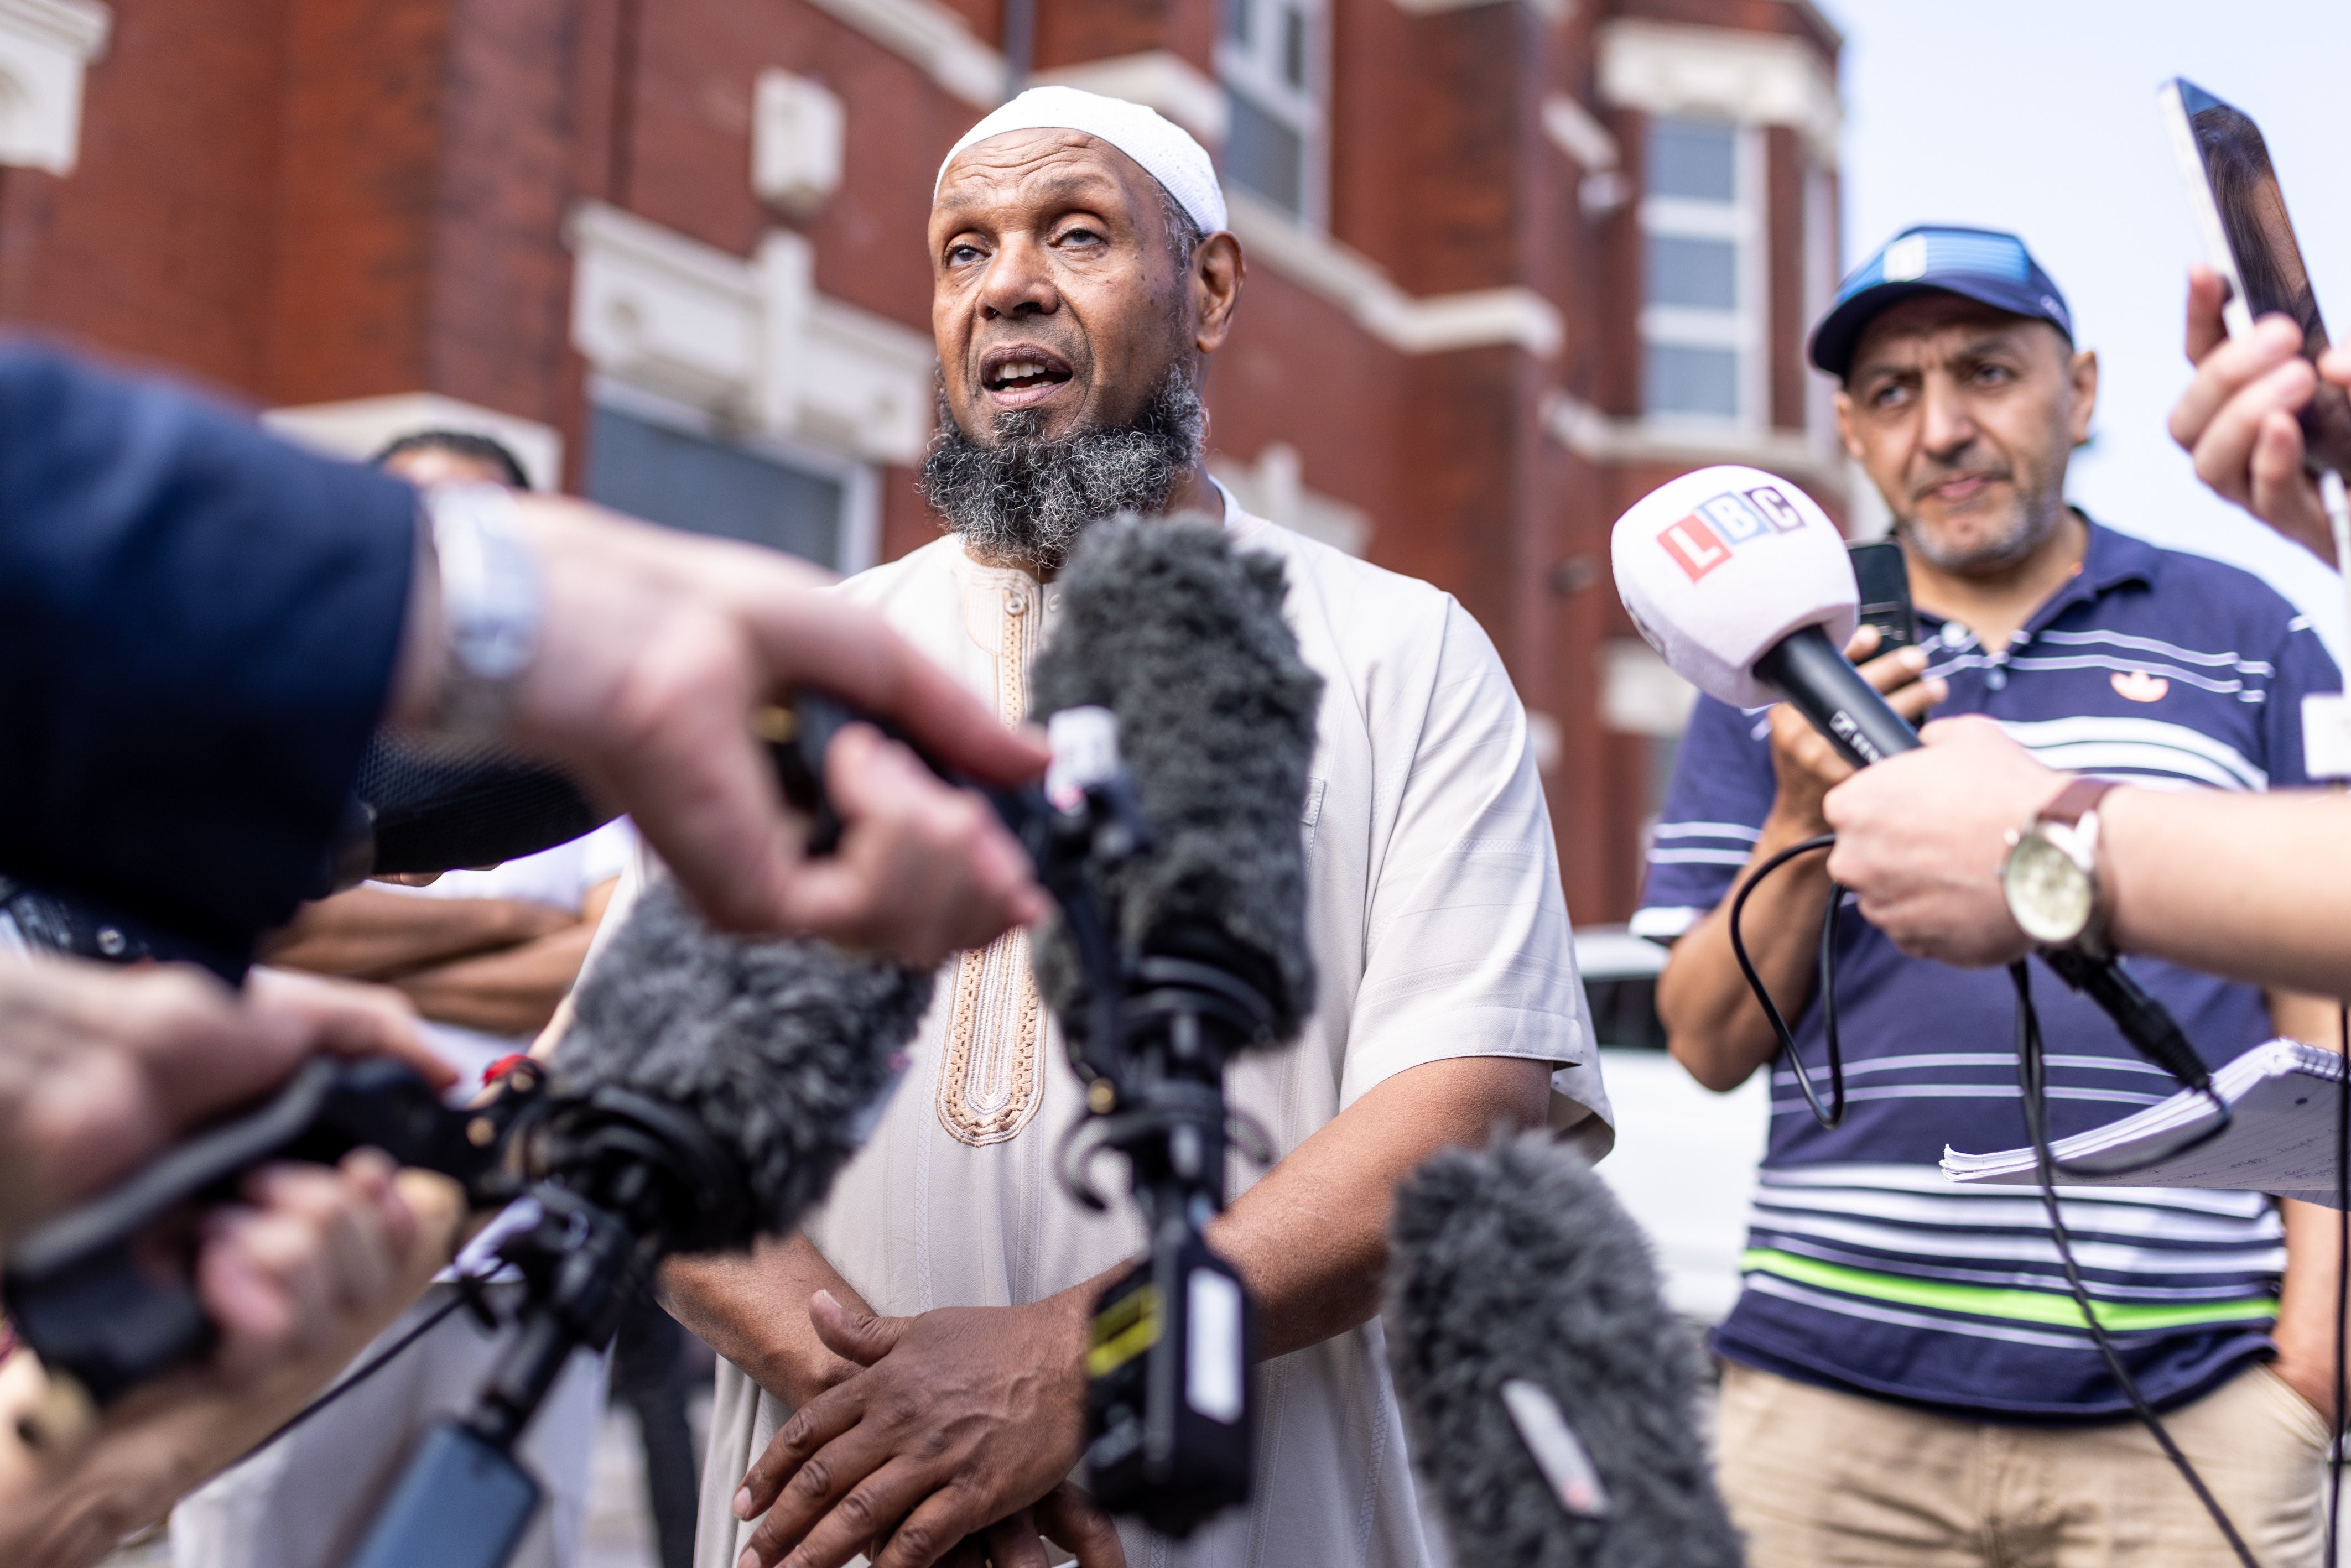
left=394, top=498, right=1048, bottom=967
left=2168, top=264, right=2351, bottom=563
left=0, top=1160, right=461, bottom=1568
left=0, top=956, right=446, bottom=1243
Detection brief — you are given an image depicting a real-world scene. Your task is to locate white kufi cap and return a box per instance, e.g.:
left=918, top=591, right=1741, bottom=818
left=935, top=85, right=1227, bottom=235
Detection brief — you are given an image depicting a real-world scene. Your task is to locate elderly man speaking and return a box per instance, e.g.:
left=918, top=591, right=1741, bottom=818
left=662, top=87, right=1608, bottom=1568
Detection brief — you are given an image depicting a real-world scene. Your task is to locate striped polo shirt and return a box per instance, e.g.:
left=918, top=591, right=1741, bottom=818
left=1635, top=519, right=2340, bottom=1419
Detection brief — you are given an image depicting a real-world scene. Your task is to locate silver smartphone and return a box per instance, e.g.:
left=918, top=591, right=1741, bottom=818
left=2158, top=76, right=2351, bottom=475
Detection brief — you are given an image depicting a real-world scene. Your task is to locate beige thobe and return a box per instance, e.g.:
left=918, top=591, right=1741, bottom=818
left=696, top=496, right=1611, bottom=1568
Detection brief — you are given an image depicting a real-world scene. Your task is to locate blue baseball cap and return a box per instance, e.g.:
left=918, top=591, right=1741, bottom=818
left=1808, top=224, right=2074, bottom=381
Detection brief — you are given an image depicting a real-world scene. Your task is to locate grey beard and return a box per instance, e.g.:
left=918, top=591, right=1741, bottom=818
left=1896, top=491, right=2063, bottom=576
left=919, top=369, right=1205, bottom=571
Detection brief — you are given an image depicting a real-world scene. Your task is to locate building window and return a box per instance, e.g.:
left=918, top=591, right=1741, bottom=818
left=1219, top=0, right=1322, bottom=220
left=1641, top=117, right=1762, bottom=423
left=586, top=386, right=877, bottom=572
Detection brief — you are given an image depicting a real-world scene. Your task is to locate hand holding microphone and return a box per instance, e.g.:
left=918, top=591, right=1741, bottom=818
left=1823, top=715, right=2073, bottom=968
left=1612, top=466, right=2214, bottom=1099
left=1763, top=624, right=1944, bottom=832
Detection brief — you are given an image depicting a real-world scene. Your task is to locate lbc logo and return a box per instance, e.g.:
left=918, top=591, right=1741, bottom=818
left=1658, top=487, right=1806, bottom=582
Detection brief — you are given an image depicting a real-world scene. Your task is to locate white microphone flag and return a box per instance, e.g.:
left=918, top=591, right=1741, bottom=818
left=1609, top=465, right=1858, bottom=709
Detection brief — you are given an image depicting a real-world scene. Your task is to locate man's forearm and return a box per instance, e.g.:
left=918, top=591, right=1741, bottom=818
left=1208, top=1054, right=1552, bottom=1359
left=2106, top=789, right=2351, bottom=996
left=261, top=888, right=573, bottom=980
left=1657, top=811, right=1839, bottom=1093
left=661, top=1234, right=873, bottom=1408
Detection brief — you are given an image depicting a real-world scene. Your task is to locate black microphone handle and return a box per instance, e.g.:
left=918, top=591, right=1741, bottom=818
left=1750, top=622, right=2213, bottom=1095
left=1752, top=622, right=1922, bottom=768
left=2038, top=946, right=2215, bottom=1092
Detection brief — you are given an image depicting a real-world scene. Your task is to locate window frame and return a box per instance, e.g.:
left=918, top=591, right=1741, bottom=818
left=587, top=375, right=880, bottom=574
left=1216, top=0, right=1329, bottom=225
left=1638, top=117, right=1767, bottom=428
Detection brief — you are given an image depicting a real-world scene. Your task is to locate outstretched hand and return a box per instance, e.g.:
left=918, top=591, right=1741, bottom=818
left=397, top=495, right=1051, bottom=968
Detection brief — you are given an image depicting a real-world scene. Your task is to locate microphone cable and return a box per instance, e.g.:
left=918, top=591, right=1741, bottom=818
left=2011, top=961, right=2258, bottom=1568
left=1726, top=833, right=1847, bottom=1129
left=235, top=1267, right=503, bottom=1465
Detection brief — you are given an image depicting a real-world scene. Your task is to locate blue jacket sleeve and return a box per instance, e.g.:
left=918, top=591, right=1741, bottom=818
left=0, top=345, right=418, bottom=963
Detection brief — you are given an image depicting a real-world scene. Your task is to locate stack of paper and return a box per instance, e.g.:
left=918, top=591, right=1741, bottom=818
left=1941, top=1038, right=2349, bottom=1206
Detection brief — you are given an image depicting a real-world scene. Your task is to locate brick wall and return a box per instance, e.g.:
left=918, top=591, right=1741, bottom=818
left=0, top=0, right=1840, bottom=923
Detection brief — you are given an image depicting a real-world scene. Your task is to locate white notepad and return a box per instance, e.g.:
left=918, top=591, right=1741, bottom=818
left=1941, top=1038, right=2350, bottom=1207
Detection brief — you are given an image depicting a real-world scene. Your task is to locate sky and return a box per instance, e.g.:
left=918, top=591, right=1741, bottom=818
left=1817, top=0, right=2351, bottom=653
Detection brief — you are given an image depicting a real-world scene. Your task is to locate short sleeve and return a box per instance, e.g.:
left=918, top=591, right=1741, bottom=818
left=1338, top=600, right=1605, bottom=1147
left=2261, top=613, right=2343, bottom=790
left=1630, top=695, right=1777, bottom=941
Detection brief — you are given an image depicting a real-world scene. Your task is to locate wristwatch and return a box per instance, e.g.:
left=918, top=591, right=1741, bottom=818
left=1999, top=777, right=2119, bottom=954
left=420, top=483, right=543, bottom=746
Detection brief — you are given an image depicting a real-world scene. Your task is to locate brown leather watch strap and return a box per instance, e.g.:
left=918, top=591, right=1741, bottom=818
left=2038, top=776, right=2118, bottom=827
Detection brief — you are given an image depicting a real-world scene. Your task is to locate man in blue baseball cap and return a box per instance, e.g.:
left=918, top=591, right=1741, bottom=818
left=1640, top=224, right=2343, bottom=1566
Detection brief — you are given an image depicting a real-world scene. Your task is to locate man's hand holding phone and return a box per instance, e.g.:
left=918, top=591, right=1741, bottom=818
left=2170, top=263, right=2351, bottom=562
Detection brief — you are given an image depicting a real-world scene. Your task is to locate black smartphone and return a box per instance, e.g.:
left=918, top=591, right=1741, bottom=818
left=2160, top=77, right=2351, bottom=476
left=1848, top=539, right=1916, bottom=655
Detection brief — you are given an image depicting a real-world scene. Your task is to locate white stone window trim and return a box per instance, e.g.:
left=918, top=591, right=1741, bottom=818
left=1598, top=17, right=1840, bottom=166
left=1225, top=187, right=1563, bottom=358
left=565, top=200, right=935, bottom=475
left=1541, top=392, right=1848, bottom=504
left=800, top=0, right=1002, bottom=107
left=0, top=0, right=111, bottom=174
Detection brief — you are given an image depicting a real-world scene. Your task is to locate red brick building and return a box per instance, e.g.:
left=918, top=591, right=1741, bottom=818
left=0, top=0, right=1844, bottom=923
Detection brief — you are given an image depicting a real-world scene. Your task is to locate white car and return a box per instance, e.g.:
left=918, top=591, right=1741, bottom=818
left=1576, top=925, right=1766, bottom=1324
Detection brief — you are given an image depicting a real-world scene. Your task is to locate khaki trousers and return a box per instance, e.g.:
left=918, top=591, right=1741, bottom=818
left=1716, top=1361, right=2331, bottom=1568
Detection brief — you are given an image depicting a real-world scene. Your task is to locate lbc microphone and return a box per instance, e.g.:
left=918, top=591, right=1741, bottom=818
left=1609, top=466, right=2217, bottom=1098
left=1024, top=513, right=1323, bottom=1537
left=1387, top=1133, right=1743, bottom=1568
left=1611, top=464, right=1911, bottom=768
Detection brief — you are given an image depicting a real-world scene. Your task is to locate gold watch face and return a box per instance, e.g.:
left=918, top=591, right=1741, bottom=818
left=2005, top=832, right=2094, bottom=945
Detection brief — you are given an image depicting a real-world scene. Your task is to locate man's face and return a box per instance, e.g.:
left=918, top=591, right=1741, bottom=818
left=1835, top=295, right=2098, bottom=576
left=929, top=130, right=1203, bottom=444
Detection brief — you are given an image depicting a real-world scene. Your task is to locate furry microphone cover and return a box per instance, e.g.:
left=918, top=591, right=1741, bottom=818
left=555, top=875, right=934, bottom=1247
left=1026, top=513, right=1323, bottom=1036
left=1387, top=1132, right=1743, bottom=1568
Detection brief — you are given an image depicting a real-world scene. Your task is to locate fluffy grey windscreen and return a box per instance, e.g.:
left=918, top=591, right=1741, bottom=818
left=1386, top=1133, right=1743, bottom=1568
left=555, top=876, right=935, bottom=1247
left=1026, top=514, right=1323, bottom=1037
